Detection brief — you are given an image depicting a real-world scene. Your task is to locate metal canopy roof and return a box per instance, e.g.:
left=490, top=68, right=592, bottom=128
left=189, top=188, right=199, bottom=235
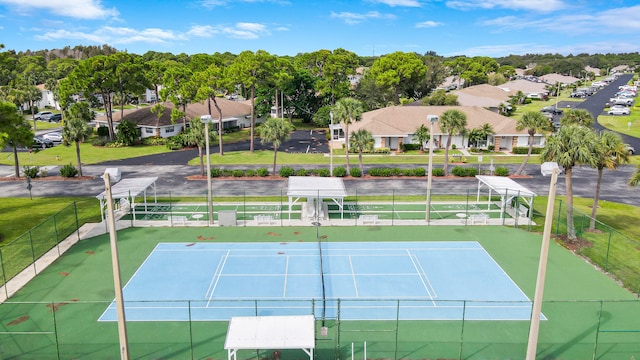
left=475, top=175, right=536, bottom=197
left=286, top=176, right=347, bottom=198
left=224, top=315, right=315, bottom=360
left=95, top=177, right=159, bottom=200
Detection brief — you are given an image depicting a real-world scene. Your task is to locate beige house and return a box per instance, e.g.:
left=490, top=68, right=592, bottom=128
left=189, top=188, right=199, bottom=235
left=451, top=84, right=512, bottom=111
left=346, top=106, right=546, bottom=152
left=94, top=98, right=257, bottom=138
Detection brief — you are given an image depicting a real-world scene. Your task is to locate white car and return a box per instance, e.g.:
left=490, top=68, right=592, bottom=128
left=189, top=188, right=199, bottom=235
left=42, top=132, right=63, bottom=142
left=608, top=106, right=630, bottom=115
left=34, top=111, right=52, bottom=120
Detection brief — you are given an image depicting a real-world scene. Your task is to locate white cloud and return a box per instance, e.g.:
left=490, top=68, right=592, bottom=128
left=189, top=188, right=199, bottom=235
left=35, top=26, right=185, bottom=46
left=415, top=20, right=442, bottom=28
left=367, top=0, right=421, bottom=7
left=200, top=0, right=290, bottom=9
left=481, top=5, right=640, bottom=34
left=446, top=0, right=565, bottom=12
left=187, top=25, right=217, bottom=38
left=220, top=22, right=269, bottom=39
left=331, top=11, right=396, bottom=25
left=0, top=0, right=119, bottom=19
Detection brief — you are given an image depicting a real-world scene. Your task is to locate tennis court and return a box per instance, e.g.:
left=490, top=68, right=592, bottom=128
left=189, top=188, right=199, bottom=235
left=99, top=241, right=533, bottom=322
left=2, top=225, right=638, bottom=359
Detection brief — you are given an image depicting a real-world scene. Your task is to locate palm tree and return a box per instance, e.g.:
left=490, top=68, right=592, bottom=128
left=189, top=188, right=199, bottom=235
left=439, top=109, right=467, bottom=176
left=589, top=131, right=629, bottom=229
left=260, top=117, right=293, bottom=176
left=560, top=109, right=594, bottom=127
left=182, top=118, right=211, bottom=176
left=629, top=166, right=640, bottom=187
left=541, top=124, right=598, bottom=240
left=515, top=111, right=553, bottom=175
left=412, top=124, right=430, bottom=152
left=62, top=102, right=94, bottom=176
left=332, top=97, right=363, bottom=174
left=350, top=129, right=374, bottom=174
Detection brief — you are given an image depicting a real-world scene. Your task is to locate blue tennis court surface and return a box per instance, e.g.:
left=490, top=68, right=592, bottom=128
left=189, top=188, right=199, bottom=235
left=99, top=241, right=537, bottom=322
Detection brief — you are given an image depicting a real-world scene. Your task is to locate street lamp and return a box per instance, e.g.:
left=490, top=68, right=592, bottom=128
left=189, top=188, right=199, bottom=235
left=426, top=114, right=438, bottom=223
left=329, top=111, right=334, bottom=177
left=525, top=162, right=559, bottom=360
left=200, top=115, right=214, bottom=225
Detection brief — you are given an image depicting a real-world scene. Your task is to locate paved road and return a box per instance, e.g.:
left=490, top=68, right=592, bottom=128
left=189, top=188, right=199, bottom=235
left=2, top=162, right=639, bottom=207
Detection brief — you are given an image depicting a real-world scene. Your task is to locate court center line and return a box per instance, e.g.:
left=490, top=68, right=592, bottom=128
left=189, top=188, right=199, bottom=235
left=205, top=250, right=230, bottom=301
left=348, top=255, right=359, bottom=297
left=406, top=250, right=437, bottom=305
left=283, top=256, right=289, bottom=297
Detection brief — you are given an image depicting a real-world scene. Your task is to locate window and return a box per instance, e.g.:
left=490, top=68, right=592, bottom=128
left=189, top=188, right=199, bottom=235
left=165, top=126, right=175, bottom=133
left=145, top=127, right=154, bottom=134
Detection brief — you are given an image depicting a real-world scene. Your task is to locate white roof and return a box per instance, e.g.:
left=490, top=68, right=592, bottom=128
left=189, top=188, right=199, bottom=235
left=475, top=175, right=536, bottom=197
left=224, top=315, right=315, bottom=350
left=287, top=176, right=347, bottom=198
left=95, top=177, right=158, bottom=200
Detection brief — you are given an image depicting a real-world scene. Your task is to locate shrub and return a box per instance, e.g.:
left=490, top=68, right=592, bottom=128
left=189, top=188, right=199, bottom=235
left=232, top=169, right=245, bottom=177
left=368, top=167, right=391, bottom=177
left=494, top=166, right=510, bottom=176
left=210, top=167, right=223, bottom=178
left=488, top=145, right=495, bottom=151
left=257, top=167, right=270, bottom=177
left=59, top=163, right=78, bottom=178
left=512, top=146, right=542, bottom=154
left=97, top=126, right=109, bottom=137
left=412, top=167, right=426, bottom=177
left=279, top=166, right=295, bottom=178
left=432, top=168, right=445, bottom=176
left=295, top=168, right=308, bottom=176
left=451, top=166, right=478, bottom=177
left=350, top=167, right=362, bottom=177
left=401, top=143, right=421, bottom=151
left=222, top=169, right=234, bottom=177
left=92, top=137, right=110, bottom=146
left=142, top=136, right=167, bottom=146
left=402, top=168, right=413, bottom=176
left=317, top=168, right=330, bottom=177
left=451, top=144, right=457, bottom=150
left=166, top=135, right=184, bottom=150
left=245, top=169, right=256, bottom=177
left=333, top=166, right=347, bottom=177
left=22, top=166, right=39, bottom=178
left=390, top=167, right=403, bottom=176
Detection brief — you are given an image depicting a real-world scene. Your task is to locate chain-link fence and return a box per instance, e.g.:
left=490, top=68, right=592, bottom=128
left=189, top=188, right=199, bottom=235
left=553, top=200, right=640, bottom=295
left=0, top=202, right=79, bottom=290
left=0, top=299, right=638, bottom=359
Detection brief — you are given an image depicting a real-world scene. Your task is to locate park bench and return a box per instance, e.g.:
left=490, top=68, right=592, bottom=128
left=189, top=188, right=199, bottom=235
left=168, top=215, right=187, bottom=225
left=359, top=214, right=378, bottom=225
left=255, top=215, right=273, bottom=225
left=469, top=213, right=489, bottom=225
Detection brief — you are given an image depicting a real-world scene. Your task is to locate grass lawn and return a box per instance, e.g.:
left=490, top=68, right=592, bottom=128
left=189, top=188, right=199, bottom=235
left=0, top=197, right=102, bottom=245
left=598, top=104, right=640, bottom=138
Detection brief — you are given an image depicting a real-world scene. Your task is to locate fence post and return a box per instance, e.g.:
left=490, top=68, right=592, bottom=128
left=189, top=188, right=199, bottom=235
left=604, top=230, right=612, bottom=272
left=74, top=201, right=80, bottom=241
left=555, top=200, right=563, bottom=236
left=0, top=249, right=7, bottom=298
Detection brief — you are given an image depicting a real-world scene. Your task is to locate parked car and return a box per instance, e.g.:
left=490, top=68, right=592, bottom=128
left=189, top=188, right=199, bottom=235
left=32, top=137, right=54, bottom=149
left=626, top=145, right=635, bottom=155
left=540, top=106, right=564, bottom=115
left=48, top=113, right=62, bottom=122
left=42, top=132, right=63, bottom=143
left=570, top=91, right=587, bottom=98
left=609, top=98, right=634, bottom=106
left=34, top=111, right=52, bottom=120
left=608, top=106, right=630, bottom=115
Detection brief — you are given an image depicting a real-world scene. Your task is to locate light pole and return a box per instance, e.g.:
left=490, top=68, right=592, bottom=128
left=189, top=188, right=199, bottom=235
left=426, top=114, right=438, bottom=223
left=525, top=162, right=559, bottom=360
left=201, top=115, right=214, bottom=225
left=329, top=111, right=334, bottom=177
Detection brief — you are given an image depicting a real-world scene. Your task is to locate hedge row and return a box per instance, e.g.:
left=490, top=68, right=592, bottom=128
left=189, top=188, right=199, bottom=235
left=209, top=166, right=510, bottom=178
left=512, top=146, right=543, bottom=154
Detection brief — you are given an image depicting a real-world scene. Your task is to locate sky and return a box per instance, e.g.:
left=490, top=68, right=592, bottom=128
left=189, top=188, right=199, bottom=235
left=1, top=0, right=640, bottom=58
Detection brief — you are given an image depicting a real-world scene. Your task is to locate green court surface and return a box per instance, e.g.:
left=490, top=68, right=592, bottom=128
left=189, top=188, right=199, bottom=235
left=1, top=226, right=638, bottom=359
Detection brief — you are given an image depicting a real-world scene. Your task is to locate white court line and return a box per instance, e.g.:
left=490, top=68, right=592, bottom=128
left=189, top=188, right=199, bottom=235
left=406, top=250, right=437, bottom=305
left=205, top=250, right=230, bottom=301
left=348, top=255, right=359, bottom=297
left=283, top=256, right=290, bottom=297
